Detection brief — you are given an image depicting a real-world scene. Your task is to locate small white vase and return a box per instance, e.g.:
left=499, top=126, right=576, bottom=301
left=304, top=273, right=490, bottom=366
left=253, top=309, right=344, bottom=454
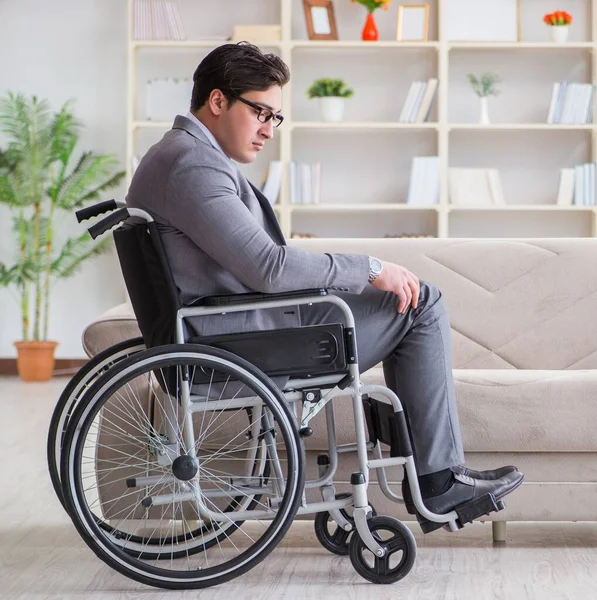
left=320, top=97, right=345, bottom=122
left=478, top=96, right=490, bottom=125
left=550, top=25, right=569, bottom=43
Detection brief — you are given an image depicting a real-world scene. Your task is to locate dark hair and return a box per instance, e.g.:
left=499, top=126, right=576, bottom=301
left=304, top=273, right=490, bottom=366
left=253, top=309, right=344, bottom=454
left=190, top=42, right=290, bottom=111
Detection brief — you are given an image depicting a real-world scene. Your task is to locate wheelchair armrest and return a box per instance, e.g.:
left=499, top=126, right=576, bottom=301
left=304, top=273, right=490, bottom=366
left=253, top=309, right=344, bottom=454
left=192, top=288, right=329, bottom=307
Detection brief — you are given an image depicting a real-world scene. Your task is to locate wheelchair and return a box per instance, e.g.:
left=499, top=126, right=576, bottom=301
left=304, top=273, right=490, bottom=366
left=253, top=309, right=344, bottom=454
left=48, top=200, right=507, bottom=590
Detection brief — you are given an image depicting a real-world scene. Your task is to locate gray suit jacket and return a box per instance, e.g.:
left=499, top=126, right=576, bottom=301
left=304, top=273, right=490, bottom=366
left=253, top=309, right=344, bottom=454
left=126, top=115, right=370, bottom=337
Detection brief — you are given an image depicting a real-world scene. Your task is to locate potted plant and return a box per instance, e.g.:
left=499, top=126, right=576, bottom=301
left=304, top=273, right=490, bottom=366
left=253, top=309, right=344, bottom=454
left=467, top=73, right=501, bottom=125
left=307, top=78, right=354, bottom=122
left=350, top=0, right=392, bottom=41
left=544, top=10, right=572, bottom=43
left=0, top=93, right=125, bottom=381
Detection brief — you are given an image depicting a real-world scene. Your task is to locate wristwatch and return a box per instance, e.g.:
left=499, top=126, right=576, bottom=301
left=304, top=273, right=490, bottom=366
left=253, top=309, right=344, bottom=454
left=368, top=256, right=383, bottom=283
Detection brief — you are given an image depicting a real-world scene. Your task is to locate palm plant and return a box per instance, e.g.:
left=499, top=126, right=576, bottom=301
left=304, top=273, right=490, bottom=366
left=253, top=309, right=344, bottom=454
left=0, top=92, right=125, bottom=343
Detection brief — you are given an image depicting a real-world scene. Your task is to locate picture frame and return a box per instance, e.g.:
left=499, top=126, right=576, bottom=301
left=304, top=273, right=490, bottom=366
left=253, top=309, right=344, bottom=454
left=303, top=0, right=338, bottom=41
left=444, top=0, right=521, bottom=42
left=396, top=4, right=430, bottom=42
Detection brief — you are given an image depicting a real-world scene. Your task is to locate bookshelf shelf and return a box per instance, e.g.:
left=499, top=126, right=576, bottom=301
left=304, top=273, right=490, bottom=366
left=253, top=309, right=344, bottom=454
left=127, top=0, right=597, bottom=240
left=447, top=205, right=596, bottom=212
left=449, top=124, right=595, bottom=131
left=291, top=122, right=438, bottom=130
left=448, top=42, right=594, bottom=50
left=290, top=204, right=440, bottom=211
left=291, top=40, right=440, bottom=50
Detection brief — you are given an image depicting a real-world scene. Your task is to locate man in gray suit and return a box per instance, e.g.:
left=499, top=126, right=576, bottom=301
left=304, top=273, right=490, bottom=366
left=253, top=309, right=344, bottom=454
left=126, top=42, right=523, bottom=533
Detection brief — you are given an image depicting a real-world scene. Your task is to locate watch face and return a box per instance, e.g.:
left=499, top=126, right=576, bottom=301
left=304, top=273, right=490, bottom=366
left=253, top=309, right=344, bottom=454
left=372, top=258, right=382, bottom=273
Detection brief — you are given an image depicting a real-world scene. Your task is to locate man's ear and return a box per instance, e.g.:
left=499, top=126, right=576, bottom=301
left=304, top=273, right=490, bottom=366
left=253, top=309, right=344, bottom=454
left=209, top=89, right=227, bottom=116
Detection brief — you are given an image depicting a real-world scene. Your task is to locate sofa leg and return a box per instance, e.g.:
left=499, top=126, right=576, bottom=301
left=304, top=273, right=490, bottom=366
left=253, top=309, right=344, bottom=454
left=492, top=520, right=507, bottom=542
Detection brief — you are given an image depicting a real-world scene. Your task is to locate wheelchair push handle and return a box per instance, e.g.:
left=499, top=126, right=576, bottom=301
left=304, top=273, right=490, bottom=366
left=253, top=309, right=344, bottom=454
left=88, top=207, right=130, bottom=239
left=76, top=200, right=125, bottom=223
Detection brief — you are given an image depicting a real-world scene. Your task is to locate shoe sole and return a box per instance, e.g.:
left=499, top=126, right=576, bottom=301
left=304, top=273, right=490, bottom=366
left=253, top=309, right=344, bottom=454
left=415, top=475, right=524, bottom=534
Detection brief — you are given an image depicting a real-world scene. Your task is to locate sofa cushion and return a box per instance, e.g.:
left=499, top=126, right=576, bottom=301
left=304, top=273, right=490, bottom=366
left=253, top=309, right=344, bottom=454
left=358, top=367, right=597, bottom=453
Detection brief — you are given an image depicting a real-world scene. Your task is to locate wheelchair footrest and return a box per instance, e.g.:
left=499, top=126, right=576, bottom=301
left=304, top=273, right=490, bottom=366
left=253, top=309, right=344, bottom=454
left=455, top=493, right=505, bottom=527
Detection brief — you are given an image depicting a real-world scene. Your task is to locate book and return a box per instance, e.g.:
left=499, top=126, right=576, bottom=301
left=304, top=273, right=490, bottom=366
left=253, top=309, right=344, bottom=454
left=556, top=168, right=575, bottom=206
left=415, top=78, right=438, bottom=123
left=399, top=82, right=420, bottom=123
left=448, top=168, right=498, bottom=206
left=407, top=156, right=439, bottom=205
left=261, top=161, right=283, bottom=205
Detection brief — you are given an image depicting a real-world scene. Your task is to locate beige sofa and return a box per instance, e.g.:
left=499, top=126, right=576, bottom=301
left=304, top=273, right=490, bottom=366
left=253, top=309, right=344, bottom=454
left=83, top=238, right=597, bottom=541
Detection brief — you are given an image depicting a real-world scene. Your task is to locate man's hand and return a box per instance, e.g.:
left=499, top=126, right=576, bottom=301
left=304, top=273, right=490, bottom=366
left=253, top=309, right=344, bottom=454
left=370, top=260, right=420, bottom=314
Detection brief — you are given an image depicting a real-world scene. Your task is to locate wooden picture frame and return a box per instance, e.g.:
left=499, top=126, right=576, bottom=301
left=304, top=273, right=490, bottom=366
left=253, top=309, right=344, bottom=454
left=444, top=0, right=521, bottom=42
left=303, top=0, right=338, bottom=41
left=397, top=5, right=430, bottom=42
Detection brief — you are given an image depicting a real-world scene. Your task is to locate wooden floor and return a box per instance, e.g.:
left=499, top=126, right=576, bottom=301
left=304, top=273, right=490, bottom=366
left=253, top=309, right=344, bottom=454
left=2, top=375, right=597, bottom=600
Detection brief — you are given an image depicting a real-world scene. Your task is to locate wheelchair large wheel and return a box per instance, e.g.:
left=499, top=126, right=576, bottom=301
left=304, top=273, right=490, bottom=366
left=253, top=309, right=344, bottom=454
left=61, top=344, right=305, bottom=590
left=47, top=337, right=146, bottom=509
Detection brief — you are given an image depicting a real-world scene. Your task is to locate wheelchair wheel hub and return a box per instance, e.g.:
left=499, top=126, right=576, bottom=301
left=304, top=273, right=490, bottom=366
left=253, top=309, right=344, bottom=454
left=171, top=455, right=198, bottom=481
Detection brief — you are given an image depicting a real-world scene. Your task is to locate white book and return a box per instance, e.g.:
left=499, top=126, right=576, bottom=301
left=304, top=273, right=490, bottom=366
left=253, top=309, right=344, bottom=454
left=261, top=161, right=283, bottom=205
left=164, top=1, right=182, bottom=40
left=573, top=164, right=584, bottom=206
left=424, top=156, right=440, bottom=204
left=486, top=169, right=505, bottom=205
left=399, top=82, right=419, bottom=123
left=556, top=168, right=575, bottom=206
left=581, top=84, right=593, bottom=124
left=406, top=157, right=421, bottom=204
left=546, top=82, right=560, bottom=124
left=170, top=0, right=187, bottom=40
left=561, top=83, right=576, bottom=124
left=289, top=161, right=298, bottom=205
left=311, top=162, right=321, bottom=204
left=583, top=163, right=591, bottom=206
left=409, top=82, right=427, bottom=123
left=448, top=168, right=493, bottom=206
left=416, top=78, right=438, bottom=123
left=300, top=163, right=311, bottom=204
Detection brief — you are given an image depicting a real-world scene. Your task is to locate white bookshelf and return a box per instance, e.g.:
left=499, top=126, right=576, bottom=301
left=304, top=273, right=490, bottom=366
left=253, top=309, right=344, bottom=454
left=127, top=0, right=597, bottom=240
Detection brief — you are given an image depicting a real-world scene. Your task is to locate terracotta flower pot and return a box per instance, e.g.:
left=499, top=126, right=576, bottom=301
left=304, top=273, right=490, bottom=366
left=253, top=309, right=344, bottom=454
left=14, top=341, right=58, bottom=382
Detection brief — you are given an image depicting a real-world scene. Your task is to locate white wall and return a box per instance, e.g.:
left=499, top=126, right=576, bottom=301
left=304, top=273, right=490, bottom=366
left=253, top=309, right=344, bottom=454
left=0, top=0, right=128, bottom=358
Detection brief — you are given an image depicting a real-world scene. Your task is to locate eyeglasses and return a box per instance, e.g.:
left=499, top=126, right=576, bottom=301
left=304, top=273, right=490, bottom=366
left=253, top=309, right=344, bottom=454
left=227, top=92, right=284, bottom=128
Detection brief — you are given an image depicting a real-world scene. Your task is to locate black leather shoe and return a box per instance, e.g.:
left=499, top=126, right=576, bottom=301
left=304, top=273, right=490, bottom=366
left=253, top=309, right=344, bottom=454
left=415, top=470, right=524, bottom=534
left=402, top=464, right=519, bottom=515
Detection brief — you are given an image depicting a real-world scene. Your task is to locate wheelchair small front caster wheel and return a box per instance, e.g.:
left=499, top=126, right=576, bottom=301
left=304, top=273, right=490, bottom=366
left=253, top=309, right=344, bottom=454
left=314, top=493, right=377, bottom=556
left=349, top=516, right=416, bottom=584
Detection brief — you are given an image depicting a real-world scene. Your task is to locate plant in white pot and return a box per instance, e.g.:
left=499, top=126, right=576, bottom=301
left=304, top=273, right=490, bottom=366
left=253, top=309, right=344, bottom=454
left=467, top=72, right=501, bottom=125
left=0, top=93, right=125, bottom=381
left=544, top=10, right=572, bottom=43
left=307, top=78, right=354, bottom=123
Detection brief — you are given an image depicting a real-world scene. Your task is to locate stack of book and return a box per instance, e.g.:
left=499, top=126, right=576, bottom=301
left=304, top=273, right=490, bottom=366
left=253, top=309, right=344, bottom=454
left=556, top=164, right=596, bottom=206
left=134, top=0, right=186, bottom=40
left=289, top=162, right=321, bottom=205
left=546, top=82, right=594, bottom=124
left=406, top=156, right=440, bottom=205
left=399, top=78, right=438, bottom=123
left=448, top=168, right=505, bottom=206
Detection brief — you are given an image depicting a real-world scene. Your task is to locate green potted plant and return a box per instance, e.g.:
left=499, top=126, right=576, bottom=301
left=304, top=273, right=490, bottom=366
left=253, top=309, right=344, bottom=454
left=0, top=93, right=125, bottom=381
left=467, top=72, right=501, bottom=124
left=306, top=78, right=354, bottom=123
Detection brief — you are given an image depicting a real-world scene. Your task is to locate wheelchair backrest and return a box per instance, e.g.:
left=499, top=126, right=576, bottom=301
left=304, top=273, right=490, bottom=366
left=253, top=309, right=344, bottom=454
left=113, top=220, right=181, bottom=348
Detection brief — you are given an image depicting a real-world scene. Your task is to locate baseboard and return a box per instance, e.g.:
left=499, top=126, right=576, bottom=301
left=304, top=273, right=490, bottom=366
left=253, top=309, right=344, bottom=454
left=0, top=358, right=87, bottom=377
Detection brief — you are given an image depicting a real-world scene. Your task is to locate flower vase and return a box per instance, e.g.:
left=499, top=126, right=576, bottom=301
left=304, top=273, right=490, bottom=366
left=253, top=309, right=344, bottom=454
left=362, top=12, right=378, bottom=41
left=550, top=25, right=569, bottom=43
left=478, top=96, right=490, bottom=124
